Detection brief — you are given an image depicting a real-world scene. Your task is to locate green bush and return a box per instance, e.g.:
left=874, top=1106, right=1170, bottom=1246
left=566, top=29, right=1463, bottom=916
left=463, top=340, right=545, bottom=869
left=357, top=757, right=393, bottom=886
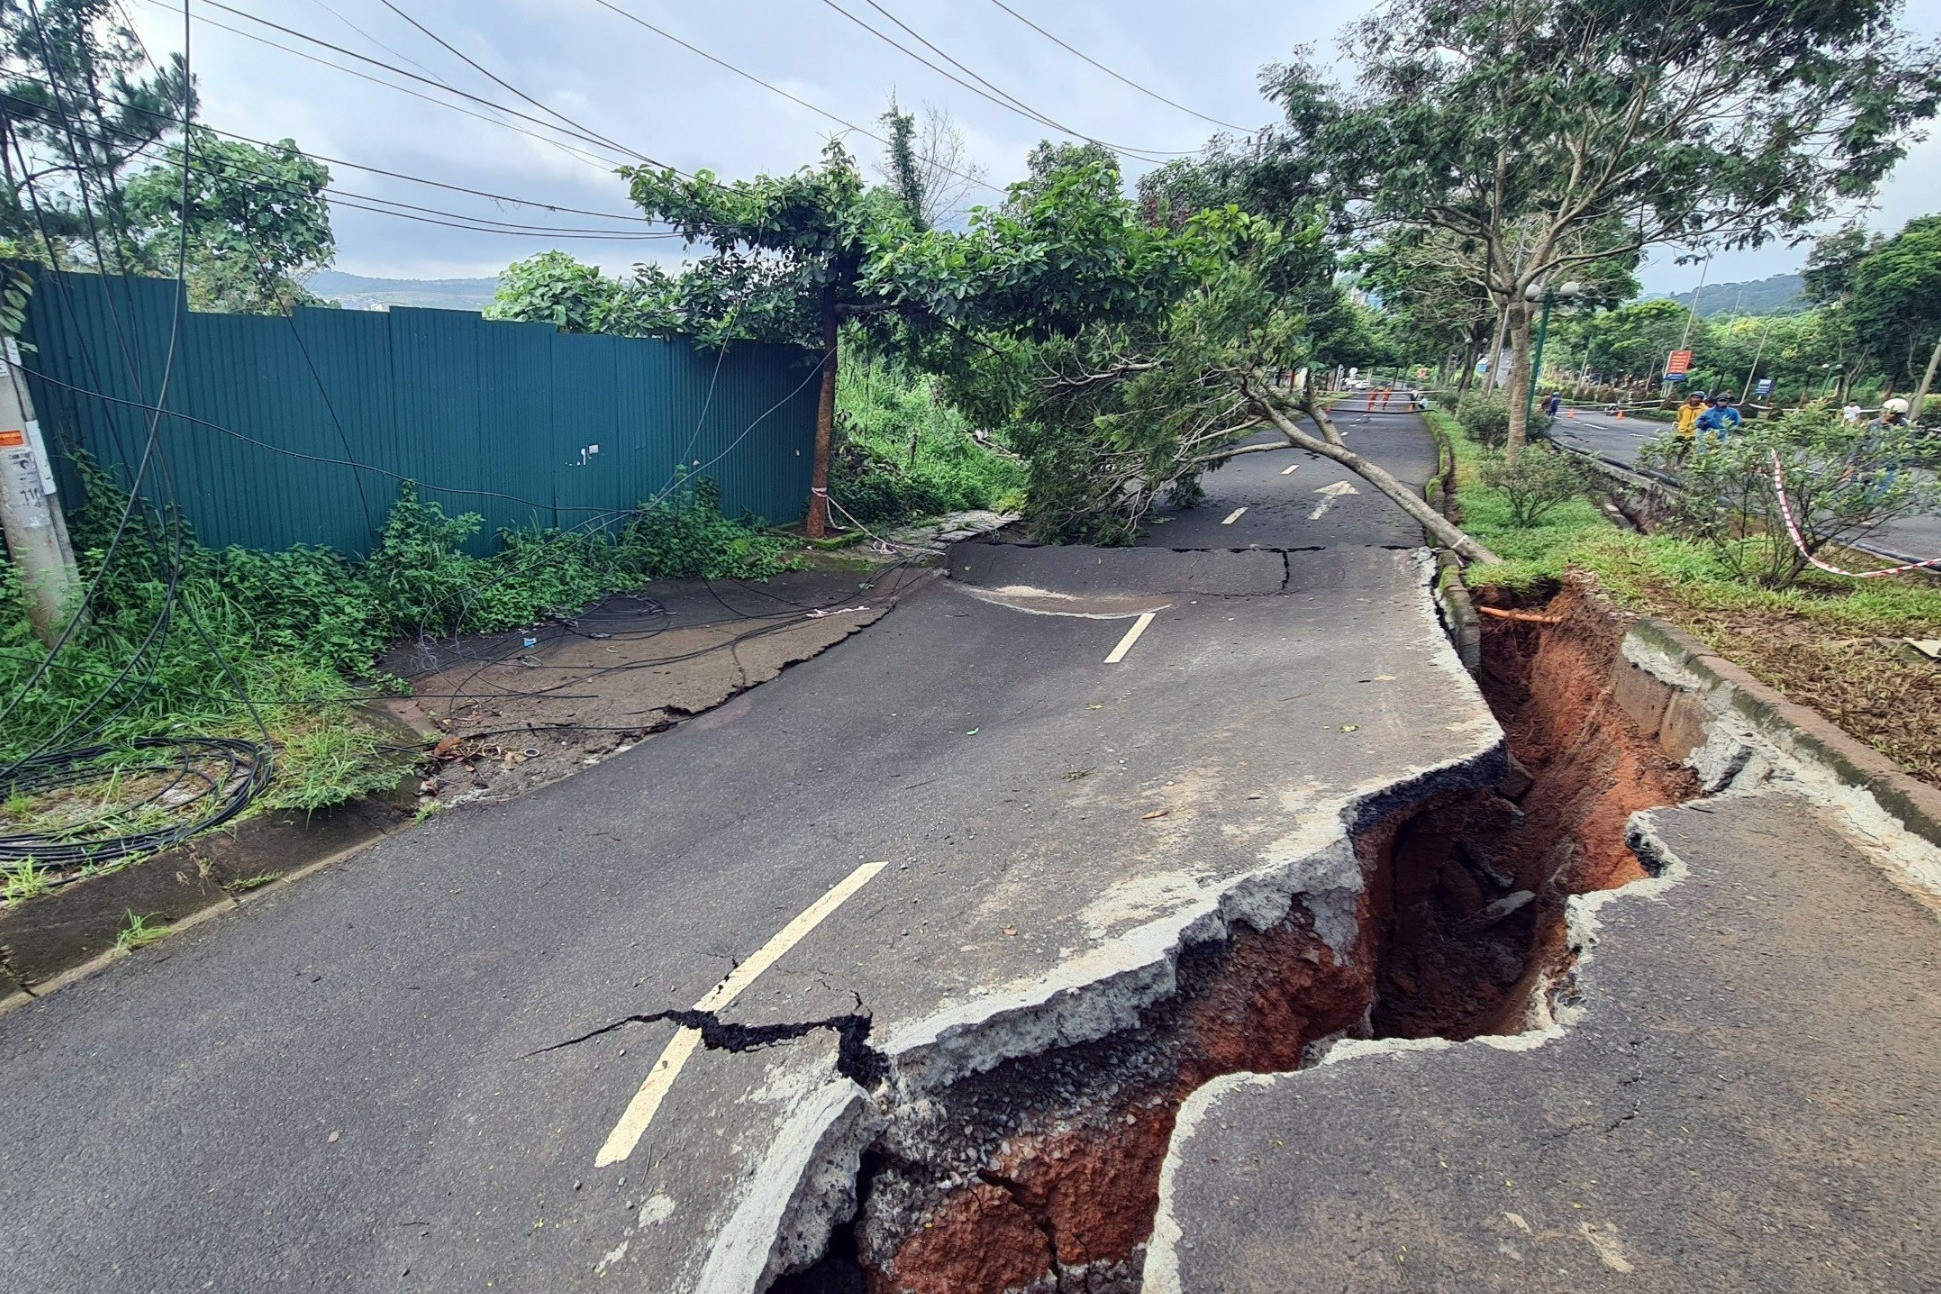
left=1, top=472, right=798, bottom=805
left=1458, top=395, right=1553, bottom=448
left=1637, top=405, right=1941, bottom=587
left=1479, top=443, right=1593, bottom=528
left=830, top=353, right=1026, bottom=525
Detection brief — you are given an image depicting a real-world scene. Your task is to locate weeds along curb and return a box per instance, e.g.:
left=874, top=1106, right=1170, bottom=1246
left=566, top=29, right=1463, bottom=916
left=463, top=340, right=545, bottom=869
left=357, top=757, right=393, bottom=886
left=0, top=792, right=413, bottom=1009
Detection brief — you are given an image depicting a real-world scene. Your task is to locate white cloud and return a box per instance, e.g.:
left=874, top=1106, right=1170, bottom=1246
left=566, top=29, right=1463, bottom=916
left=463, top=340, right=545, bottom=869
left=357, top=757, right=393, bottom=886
left=120, top=0, right=1941, bottom=286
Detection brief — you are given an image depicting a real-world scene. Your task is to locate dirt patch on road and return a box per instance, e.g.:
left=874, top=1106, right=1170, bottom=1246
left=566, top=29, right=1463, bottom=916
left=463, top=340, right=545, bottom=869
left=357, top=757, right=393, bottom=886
left=376, top=568, right=933, bottom=811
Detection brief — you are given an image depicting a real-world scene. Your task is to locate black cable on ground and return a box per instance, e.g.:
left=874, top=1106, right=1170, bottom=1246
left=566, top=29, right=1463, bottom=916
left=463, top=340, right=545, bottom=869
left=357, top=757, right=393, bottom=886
left=0, top=738, right=272, bottom=870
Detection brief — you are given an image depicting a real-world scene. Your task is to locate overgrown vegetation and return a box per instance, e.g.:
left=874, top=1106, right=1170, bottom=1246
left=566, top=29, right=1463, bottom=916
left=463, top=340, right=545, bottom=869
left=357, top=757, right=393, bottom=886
left=1429, top=407, right=1941, bottom=784
left=828, top=351, right=1025, bottom=525
left=0, top=474, right=798, bottom=826
left=1637, top=408, right=1941, bottom=587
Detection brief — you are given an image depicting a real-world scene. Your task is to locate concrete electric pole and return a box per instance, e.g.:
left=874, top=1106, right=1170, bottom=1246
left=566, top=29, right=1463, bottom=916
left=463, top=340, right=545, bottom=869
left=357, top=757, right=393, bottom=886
left=0, top=337, right=79, bottom=646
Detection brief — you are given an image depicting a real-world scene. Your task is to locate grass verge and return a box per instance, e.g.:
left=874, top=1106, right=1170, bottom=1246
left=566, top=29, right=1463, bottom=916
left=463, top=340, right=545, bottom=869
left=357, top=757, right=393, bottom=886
left=1426, top=409, right=1941, bottom=785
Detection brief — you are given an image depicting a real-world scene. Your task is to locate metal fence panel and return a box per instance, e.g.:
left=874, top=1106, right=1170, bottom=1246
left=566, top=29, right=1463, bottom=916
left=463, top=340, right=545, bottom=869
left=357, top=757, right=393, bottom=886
left=17, top=268, right=819, bottom=556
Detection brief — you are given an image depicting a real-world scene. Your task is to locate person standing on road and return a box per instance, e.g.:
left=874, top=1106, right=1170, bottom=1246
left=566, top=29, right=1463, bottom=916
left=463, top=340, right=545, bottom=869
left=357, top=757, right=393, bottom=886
left=1545, top=391, right=1563, bottom=418
left=1674, top=392, right=1707, bottom=461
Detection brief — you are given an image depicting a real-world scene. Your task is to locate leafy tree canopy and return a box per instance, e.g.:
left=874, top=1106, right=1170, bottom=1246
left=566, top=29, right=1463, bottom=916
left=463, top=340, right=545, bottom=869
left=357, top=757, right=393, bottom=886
left=1844, top=215, right=1941, bottom=387
left=1, top=0, right=191, bottom=264
left=123, top=128, right=333, bottom=314
left=1254, top=0, right=1941, bottom=452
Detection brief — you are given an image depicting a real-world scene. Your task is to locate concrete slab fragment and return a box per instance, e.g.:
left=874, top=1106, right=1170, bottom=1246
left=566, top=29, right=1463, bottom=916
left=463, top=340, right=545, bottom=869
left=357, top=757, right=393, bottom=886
left=1149, top=792, right=1941, bottom=1292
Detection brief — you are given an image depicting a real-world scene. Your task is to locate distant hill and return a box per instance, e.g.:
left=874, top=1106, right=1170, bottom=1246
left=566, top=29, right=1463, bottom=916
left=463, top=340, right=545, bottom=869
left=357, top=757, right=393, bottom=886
left=1643, top=271, right=1805, bottom=317
left=304, top=270, right=499, bottom=312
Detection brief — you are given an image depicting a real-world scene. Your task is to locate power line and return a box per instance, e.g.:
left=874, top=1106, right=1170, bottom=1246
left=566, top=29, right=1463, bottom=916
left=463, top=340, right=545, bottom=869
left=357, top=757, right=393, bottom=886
left=7, top=89, right=681, bottom=240
left=815, top=0, right=1191, bottom=164
left=169, top=0, right=650, bottom=169
left=374, top=0, right=643, bottom=165
left=586, top=0, right=1004, bottom=197
left=981, top=0, right=1256, bottom=133
left=5, top=69, right=652, bottom=222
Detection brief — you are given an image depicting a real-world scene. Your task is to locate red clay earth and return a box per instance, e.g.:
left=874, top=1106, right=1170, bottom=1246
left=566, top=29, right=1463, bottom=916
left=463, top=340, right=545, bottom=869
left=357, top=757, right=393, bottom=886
left=869, top=917, right=1374, bottom=1294
left=863, top=585, right=1696, bottom=1294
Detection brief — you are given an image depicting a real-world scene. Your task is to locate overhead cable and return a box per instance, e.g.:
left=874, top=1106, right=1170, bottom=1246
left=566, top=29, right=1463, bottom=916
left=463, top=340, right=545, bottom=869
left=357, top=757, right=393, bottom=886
left=982, top=0, right=1256, bottom=132
left=815, top=0, right=1191, bottom=163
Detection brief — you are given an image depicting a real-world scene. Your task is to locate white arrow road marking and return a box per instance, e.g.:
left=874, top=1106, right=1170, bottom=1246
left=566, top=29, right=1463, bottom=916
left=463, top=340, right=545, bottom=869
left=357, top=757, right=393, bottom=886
left=594, top=860, right=889, bottom=1166
left=1280, top=463, right=1300, bottom=475
left=1221, top=507, right=1247, bottom=525
left=1104, top=611, right=1156, bottom=664
left=1308, top=479, right=1359, bottom=521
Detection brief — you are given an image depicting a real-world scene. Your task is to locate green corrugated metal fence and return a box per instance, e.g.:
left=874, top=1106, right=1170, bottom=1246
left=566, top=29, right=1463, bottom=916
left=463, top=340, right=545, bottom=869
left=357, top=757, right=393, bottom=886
left=17, top=268, right=821, bottom=555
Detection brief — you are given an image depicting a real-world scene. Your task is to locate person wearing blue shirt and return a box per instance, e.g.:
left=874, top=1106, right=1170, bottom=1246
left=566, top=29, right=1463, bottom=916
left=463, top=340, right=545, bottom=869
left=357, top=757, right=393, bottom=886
left=1695, top=393, right=1743, bottom=442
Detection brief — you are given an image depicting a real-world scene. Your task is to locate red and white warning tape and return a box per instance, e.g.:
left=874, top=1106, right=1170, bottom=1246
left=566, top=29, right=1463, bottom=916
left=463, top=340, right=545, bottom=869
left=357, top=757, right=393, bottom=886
left=1769, top=450, right=1941, bottom=578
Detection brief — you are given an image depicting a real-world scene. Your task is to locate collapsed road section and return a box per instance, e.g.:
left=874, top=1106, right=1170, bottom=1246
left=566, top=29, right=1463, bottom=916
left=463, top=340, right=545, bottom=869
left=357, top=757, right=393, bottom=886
left=765, top=563, right=1707, bottom=1294
left=504, top=541, right=1508, bottom=1292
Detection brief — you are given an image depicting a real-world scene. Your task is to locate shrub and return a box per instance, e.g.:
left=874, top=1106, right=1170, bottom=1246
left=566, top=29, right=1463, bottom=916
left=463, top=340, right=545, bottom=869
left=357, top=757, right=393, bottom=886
left=830, top=353, right=1026, bottom=525
left=1479, top=443, right=1593, bottom=528
left=1638, top=405, right=1941, bottom=587
left=1458, top=395, right=1553, bottom=449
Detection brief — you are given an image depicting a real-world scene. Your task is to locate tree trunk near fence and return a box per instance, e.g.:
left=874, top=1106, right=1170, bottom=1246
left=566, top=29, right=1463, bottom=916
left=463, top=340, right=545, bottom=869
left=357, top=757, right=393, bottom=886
left=807, top=297, right=838, bottom=539
left=1912, top=335, right=1941, bottom=423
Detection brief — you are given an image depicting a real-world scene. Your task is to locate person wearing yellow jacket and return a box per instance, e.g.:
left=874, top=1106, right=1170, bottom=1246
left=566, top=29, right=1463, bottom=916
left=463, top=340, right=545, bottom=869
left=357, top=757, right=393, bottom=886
left=1673, top=392, right=1707, bottom=461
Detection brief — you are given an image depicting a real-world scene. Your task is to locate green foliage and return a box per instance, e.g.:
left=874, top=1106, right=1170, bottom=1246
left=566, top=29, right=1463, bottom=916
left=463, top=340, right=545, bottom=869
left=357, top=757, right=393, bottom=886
left=1, top=856, right=52, bottom=903
left=1, top=0, right=190, bottom=260
left=1459, top=396, right=1551, bottom=449
left=123, top=128, right=334, bottom=314
left=1, top=473, right=794, bottom=813
left=114, top=910, right=169, bottom=951
left=1479, top=442, right=1590, bottom=527
left=1638, top=406, right=1941, bottom=587
left=1844, top=216, right=1941, bottom=388
left=483, top=250, right=617, bottom=332
left=829, top=352, right=1025, bottom=524
left=882, top=98, right=926, bottom=230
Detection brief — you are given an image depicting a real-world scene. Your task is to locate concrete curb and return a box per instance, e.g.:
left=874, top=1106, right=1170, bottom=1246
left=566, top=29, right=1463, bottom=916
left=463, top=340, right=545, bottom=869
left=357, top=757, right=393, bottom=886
left=1622, top=614, right=1941, bottom=851
left=1425, top=411, right=1939, bottom=851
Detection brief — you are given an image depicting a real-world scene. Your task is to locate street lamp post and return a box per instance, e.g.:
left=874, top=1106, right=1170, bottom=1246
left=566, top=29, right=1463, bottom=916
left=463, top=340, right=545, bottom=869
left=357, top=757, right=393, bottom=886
left=1524, top=280, right=1585, bottom=427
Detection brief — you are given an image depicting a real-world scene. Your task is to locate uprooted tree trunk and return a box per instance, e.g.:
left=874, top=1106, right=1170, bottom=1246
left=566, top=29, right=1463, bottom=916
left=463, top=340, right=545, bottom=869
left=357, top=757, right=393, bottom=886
left=1237, top=370, right=1502, bottom=566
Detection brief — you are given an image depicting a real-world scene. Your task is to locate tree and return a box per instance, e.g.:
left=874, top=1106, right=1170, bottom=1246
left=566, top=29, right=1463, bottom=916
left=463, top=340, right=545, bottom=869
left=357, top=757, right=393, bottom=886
left=875, top=101, right=986, bottom=230
left=123, top=128, right=333, bottom=314
left=1, top=0, right=190, bottom=265
left=1845, top=216, right=1941, bottom=416
left=484, top=250, right=620, bottom=332
left=624, top=141, right=919, bottom=536
left=1263, top=0, right=1941, bottom=457
left=874, top=152, right=1498, bottom=559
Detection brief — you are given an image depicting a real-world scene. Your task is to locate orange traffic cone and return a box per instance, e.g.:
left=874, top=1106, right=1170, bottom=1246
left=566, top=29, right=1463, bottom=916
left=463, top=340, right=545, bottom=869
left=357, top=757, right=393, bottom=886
left=1615, top=408, right=1624, bottom=419
left=1565, top=408, right=1575, bottom=419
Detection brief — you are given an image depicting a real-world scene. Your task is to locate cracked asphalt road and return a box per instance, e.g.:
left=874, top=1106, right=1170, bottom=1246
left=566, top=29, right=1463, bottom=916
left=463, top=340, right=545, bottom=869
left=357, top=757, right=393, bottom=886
left=0, top=416, right=1488, bottom=1293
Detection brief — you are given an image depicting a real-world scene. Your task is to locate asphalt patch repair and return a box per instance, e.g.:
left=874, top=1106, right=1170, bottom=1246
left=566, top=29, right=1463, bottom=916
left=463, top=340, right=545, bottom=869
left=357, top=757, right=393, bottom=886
left=775, top=576, right=1699, bottom=1294
left=379, top=566, right=934, bottom=812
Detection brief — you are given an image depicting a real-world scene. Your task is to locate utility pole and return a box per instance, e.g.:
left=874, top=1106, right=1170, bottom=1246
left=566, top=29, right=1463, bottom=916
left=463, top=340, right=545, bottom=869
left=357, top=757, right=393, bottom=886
left=1912, top=334, right=1941, bottom=424
left=0, top=336, right=78, bottom=646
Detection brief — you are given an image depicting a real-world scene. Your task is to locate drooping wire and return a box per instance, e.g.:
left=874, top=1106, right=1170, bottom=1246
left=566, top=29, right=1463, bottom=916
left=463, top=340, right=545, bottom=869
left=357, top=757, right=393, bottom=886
left=586, top=0, right=1003, bottom=198
left=814, top=0, right=1191, bottom=164
left=981, top=0, right=1256, bottom=133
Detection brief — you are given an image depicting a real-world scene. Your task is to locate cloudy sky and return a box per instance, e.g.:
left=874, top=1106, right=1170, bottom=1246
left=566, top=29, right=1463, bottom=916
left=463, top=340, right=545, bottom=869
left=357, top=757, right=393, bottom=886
left=125, top=0, right=1941, bottom=293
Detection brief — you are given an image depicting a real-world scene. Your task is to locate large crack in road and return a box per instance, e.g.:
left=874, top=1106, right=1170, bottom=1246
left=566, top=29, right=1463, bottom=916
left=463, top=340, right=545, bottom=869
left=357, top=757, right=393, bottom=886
left=766, top=565, right=1701, bottom=1294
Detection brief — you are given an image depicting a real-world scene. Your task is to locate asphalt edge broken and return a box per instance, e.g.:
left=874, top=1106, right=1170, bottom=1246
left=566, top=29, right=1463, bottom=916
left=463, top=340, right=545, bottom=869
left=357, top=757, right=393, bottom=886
left=708, top=549, right=1510, bottom=1291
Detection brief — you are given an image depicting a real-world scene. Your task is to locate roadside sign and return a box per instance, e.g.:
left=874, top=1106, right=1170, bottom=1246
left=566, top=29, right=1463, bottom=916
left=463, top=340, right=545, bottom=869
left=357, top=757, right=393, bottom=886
left=1664, top=349, right=1693, bottom=378
left=1755, top=377, right=1775, bottom=396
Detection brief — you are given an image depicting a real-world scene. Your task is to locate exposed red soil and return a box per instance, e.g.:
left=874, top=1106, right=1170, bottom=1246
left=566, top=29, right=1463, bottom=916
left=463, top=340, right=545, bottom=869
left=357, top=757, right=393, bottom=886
left=861, top=584, right=1702, bottom=1293
left=1431, top=582, right=1698, bottom=1038
left=867, top=914, right=1374, bottom=1294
